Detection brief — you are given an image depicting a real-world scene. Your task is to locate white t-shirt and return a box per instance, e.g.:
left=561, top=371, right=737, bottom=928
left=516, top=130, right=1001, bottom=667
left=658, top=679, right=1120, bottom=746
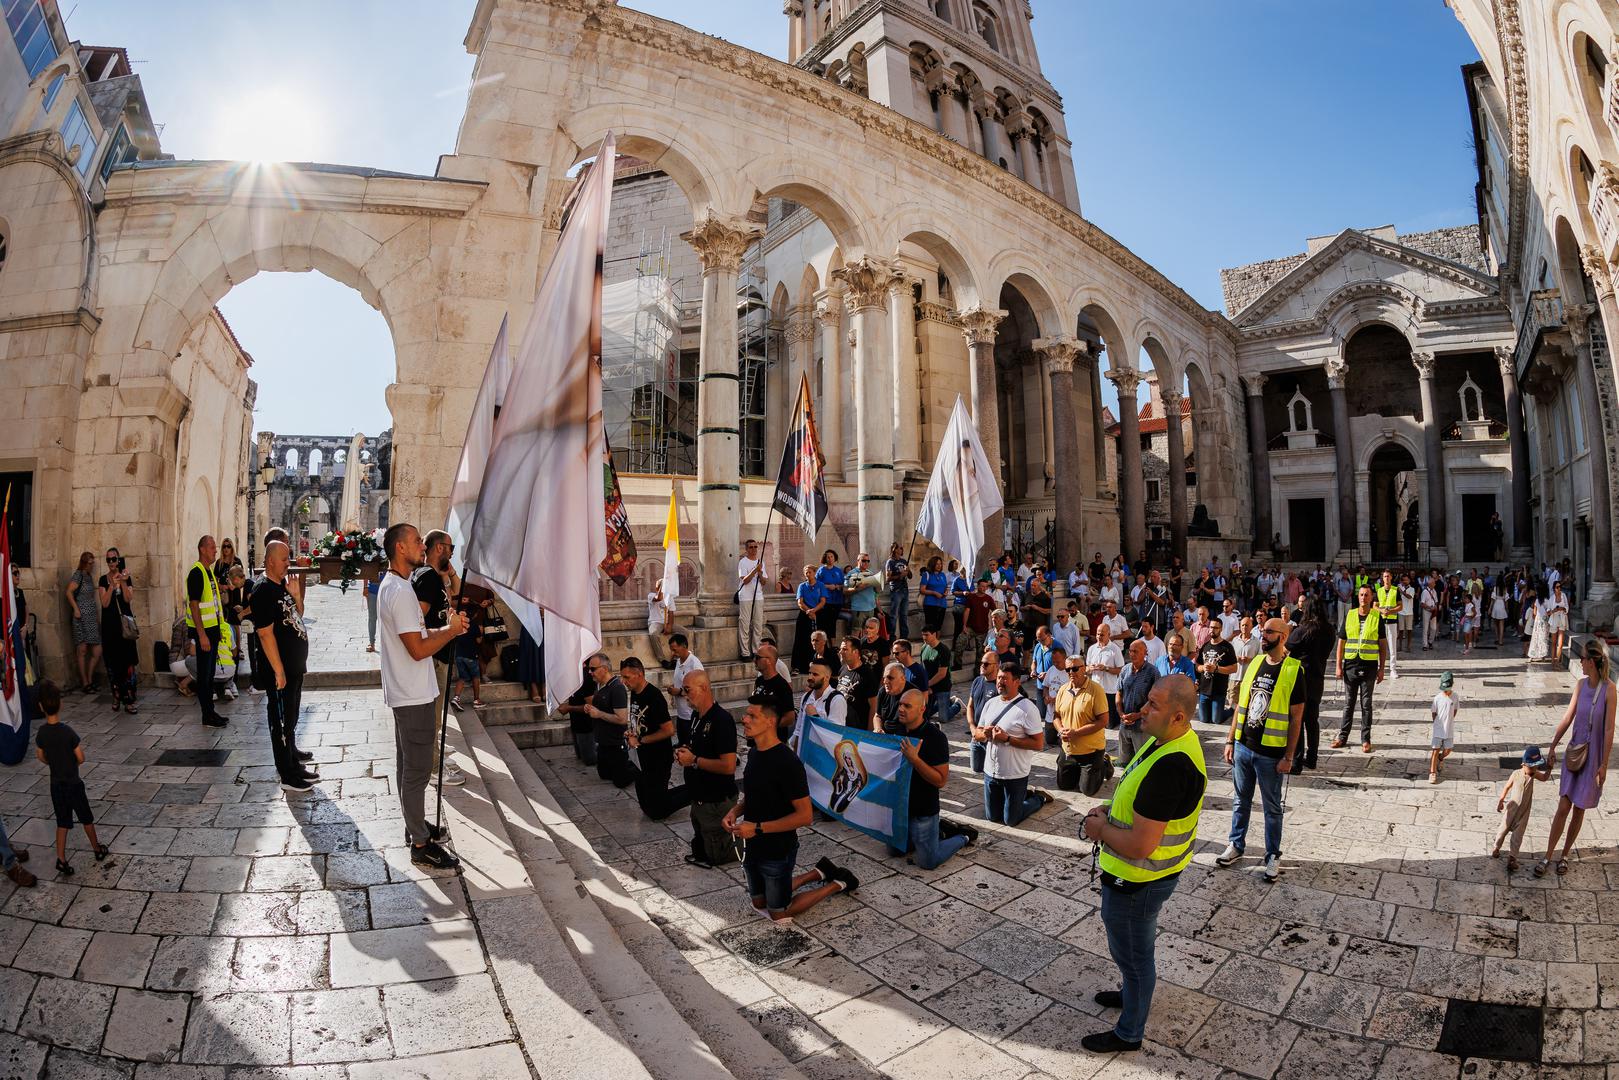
left=1139, top=636, right=1167, bottom=666
left=1086, top=641, right=1125, bottom=694
left=1016, top=563, right=1036, bottom=586
left=800, top=685, right=848, bottom=726
left=671, top=652, right=704, bottom=722
left=1431, top=692, right=1458, bottom=742
left=1102, top=614, right=1128, bottom=639
left=979, top=694, right=1044, bottom=780
left=1040, top=668, right=1065, bottom=708
left=378, top=571, right=439, bottom=708
left=647, top=591, right=667, bottom=632
left=1219, top=612, right=1241, bottom=639
left=737, top=557, right=764, bottom=601
left=1101, top=583, right=1123, bottom=605
left=1420, top=586, right=1438, bottom=614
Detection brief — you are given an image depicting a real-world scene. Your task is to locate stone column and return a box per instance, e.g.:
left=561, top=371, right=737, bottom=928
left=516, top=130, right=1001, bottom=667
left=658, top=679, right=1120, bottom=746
left=1036, top=336, right=1084, bottom=571
left=685, top=214, right=760, bottom=605
left=959, top=306, right=1006, bottom=552
left=1161, top=386, right=1188, bottom=564
left=1327, top=357, right=1357, bottom=561
left=814, top=293, right=846, bottom=481
left=1089, top=351, right=1108, bottom=493
left=1011, top=123, right=1041, bottom=189
left=975, top=97, right=1007, bottom=166
left=926, top=68, right=964, bottom=142
left=1110, top=367, right=1146, bottom=560
left=835, top=257, right=898, bottom=555
left=1412, top=350, right=1448, bottom=560
left=1242, top=374, right=1272, bottom=552
left=1566, top=304, right=1616, bottom=590
left=1496, top=344, right=1534, bottom=560
left=785, top=0, right=805, bottom=60
left=887, top=268, right=922, bottom=478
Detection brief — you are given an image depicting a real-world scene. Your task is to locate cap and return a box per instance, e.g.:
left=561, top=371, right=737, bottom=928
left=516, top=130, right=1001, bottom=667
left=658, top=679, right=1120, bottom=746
left=1438, top=671, right=1454, bottom=690
left=1523, top=745, right=1544, bottom=765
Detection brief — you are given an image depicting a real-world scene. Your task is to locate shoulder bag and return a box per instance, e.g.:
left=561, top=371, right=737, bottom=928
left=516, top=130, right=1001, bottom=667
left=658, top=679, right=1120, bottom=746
left=1566, top=682, right=1606, bottom=774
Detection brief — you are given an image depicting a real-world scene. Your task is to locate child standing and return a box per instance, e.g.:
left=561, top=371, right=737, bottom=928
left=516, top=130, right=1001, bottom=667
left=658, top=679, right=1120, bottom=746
left=33, top=680, right=109, bottom=875
left=1429, top=672, right=1459, bottom=783
left=1494, top=745, right=1553, bottom=871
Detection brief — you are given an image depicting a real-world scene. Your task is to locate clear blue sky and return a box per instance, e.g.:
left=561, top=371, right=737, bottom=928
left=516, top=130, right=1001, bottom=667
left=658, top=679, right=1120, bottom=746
left=65, top=0, right=1480, bottom=434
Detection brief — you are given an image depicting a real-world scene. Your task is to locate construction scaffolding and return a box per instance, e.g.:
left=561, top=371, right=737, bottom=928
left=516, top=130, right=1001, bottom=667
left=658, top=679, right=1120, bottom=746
left=738, top=287, right=781, bottom=479
left=602, top=230, right=687, bottom=474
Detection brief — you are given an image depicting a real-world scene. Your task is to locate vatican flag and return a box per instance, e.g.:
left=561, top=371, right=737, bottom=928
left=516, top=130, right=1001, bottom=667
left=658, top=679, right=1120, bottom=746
left=660, top=488, right=681, bottom=609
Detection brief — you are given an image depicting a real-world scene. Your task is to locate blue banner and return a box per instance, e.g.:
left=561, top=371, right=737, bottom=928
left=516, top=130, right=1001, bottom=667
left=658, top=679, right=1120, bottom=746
left=796, top=715, right=914, bottom=849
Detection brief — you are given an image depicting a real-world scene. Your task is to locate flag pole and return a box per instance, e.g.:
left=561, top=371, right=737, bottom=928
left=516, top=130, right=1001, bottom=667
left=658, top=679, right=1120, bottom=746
left=432, top=636, right=454, bottom=838
left=749, top=503, right=778, bottom=656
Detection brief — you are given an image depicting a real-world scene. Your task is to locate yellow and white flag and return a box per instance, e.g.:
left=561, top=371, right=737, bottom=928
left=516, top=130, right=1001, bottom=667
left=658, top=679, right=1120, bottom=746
left=661, top=488, right=681, bottom=609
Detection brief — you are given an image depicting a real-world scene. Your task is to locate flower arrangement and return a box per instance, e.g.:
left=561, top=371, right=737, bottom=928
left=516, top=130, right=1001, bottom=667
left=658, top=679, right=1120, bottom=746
left=311, top=528, right=386, bottom=591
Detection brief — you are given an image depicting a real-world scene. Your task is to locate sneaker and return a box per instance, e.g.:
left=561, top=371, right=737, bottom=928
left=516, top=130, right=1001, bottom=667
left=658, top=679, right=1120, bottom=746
left=955, top=822, right=980, bottom=847
left=410, top=841, right=462, bottom=871
left=1215, top=844, right=1243, bottom=867
left=831, top=865, right=860, bottom=894
left=202, top=716, right=228, bottom=728
left=405, top=822, right=450, bottom=846
left=449, top=696, right=463, bottom=713
left=441, top=762, right=466, bottom=787
left=293, top=749, right=315, bottom=763
left=4, top=862, right=36, bottom=888
left=1093, top=989, right=1124, bottom=1009
left=280, top=776, right=315, bottom=793
left=1079, top=1030, right=1141, bottom=1054
left=249, top=685, right=266, bottom=696
left=223, top=685, right=239, bottom=700
left=815, top=856, right=839, bottom=883
left=1260, top=854, right=1281, bottom=882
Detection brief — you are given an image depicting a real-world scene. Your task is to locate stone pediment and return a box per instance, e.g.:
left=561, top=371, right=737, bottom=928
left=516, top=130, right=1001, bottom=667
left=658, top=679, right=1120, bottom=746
left=1232, top=229, right=1500, bottom=332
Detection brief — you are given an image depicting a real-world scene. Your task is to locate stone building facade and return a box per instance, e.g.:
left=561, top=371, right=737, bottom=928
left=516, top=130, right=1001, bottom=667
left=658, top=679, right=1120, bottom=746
left=1105, top=372, right=1198, bottom=562
left=254, top=432, right=387, bottom=561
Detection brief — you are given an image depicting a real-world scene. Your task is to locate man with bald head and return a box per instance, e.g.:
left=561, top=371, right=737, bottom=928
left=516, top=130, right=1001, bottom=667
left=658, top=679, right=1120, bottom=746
left=675, top=669, right=739, bottom=868
left=1217, top=617, right=1302, bottom=883
left=889, top=687, right=976, bottom=867
left=1116, top=639, right=1159, bottom=767
left=250, top=540, right=316, bottom=791
left=1081, top=673, right=1206, bottom=1055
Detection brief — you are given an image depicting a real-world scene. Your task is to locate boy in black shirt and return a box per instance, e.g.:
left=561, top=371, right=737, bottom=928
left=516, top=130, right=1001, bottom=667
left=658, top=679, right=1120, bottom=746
left=621, top=657, right=689, bottom=821
left=724, top=700, right=857, bottom=920
left=33, top=681, right=108, bottom=875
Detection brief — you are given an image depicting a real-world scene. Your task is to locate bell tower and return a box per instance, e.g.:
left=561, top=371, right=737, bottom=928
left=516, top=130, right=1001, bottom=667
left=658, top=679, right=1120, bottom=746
left=786, top=0, right=1079, bottom=212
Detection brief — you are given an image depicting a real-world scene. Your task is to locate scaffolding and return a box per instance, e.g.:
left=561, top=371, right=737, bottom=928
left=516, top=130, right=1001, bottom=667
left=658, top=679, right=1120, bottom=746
left=602, top=230, right=685, bottom=474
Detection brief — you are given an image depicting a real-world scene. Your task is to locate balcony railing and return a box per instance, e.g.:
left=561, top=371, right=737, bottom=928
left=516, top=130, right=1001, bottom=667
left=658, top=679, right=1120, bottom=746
left=1513, top=288, right=1564, bottom=379
left=1592, top=163, right=1619, bottom=262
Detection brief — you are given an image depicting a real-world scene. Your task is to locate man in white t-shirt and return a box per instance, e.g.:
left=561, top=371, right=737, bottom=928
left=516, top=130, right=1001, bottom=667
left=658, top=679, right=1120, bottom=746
left=667, top=634, right=704, bottom=733
left=1218, top=599, right=1241, bottom=641
left=974, top=663, right=1050, bottom=826
left=1085, top=622, right=1126, bottom=728
left=736, top=539, right=767, bottom=657
left=1137, top=621, right=1167, bottom=666
left=1420, top=575, right=1440, bottom=650
left=378, top=523, right=469, bottom=871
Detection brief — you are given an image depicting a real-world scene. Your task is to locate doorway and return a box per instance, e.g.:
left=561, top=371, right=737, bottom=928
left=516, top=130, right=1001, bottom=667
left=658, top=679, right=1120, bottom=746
left=1461, top=494, right=1498, bottom=563
left=1288, top=498, right=1326, bottom=562
left=1368, top=443, right=1418, bottom=562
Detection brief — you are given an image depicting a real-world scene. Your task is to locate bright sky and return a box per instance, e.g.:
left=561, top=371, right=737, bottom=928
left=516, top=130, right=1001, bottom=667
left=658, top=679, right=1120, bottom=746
left=66, top=0, right=1480, bottom=432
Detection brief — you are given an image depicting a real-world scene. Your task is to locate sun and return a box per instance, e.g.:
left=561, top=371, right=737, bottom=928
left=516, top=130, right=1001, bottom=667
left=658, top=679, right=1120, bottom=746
left=208, top=88, right=327, bottom=164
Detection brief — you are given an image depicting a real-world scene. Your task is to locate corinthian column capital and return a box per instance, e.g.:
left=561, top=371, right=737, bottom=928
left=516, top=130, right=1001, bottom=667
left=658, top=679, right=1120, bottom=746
left=1325, top=356, right=1347, bottom=390
left=1240, top=372, right=1267, bottom=398
left=1566, top=302, right=1594, bottom=348
left=832, top=256, right=897, bottom=312
left=684, top=212, right=760, bottom=274
left=1581, top=244, right=1615, bottom=300
left=1411, top=350, right=1436, bottom=380
left=1107, top=367, right=1142, bottom=397
left=1495, top=344, right=1515, bottom=377
left=1033, top=335, right=1082, bottom=374
left=955, top=305, right=1006, bottom=347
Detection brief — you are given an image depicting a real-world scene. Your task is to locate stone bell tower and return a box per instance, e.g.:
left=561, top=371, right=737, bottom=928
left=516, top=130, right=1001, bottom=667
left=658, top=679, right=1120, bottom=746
left=786, top=0, right=1080, bottom=211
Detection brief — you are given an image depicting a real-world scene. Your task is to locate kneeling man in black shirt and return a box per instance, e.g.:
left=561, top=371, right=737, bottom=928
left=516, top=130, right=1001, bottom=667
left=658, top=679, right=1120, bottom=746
left=724, top=701, right=859, bottom=921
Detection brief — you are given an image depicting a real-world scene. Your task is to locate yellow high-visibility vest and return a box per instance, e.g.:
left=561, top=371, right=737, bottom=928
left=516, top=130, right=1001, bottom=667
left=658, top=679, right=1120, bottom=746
left=1098, top=727, right=1207, bottom=883
left=184, top=561, right=221, bottom=630
left=1237, top=654, right=1302, bottom=749
left=1343, top=608, right=1382, bottom=663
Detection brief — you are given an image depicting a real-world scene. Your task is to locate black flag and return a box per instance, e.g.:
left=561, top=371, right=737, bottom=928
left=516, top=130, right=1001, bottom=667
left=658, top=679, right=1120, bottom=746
left=772, top=373, right=830, bottom=536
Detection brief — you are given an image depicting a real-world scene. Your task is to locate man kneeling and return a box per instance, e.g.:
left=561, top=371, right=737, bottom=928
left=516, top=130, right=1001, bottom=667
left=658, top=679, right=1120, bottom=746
left=888, top=689, right=977, bottom=868
left=724, top=701, right=859, bottom=922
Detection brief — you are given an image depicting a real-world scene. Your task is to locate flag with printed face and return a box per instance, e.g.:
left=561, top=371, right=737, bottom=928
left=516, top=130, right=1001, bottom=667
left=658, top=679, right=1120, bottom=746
left=915, top=395, right=1003, bottom=580
left=771, top=373, right=829, bottom=537
left=797, top=714, right=914, bottom=849
left=462, top=134, right=616, bottom=709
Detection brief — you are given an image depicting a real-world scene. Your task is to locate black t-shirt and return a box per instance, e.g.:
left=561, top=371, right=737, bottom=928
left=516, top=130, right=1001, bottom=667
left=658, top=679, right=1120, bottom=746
left=858, top=633, right=891, bottom=674
left=97, top=574, right=133, bottom=637
left=686, top=704, right=738, bottom=803
left=1195, top=640, right=1237, bottom=700
left=248, top=577, right=309, bottom=678
left=1238, top=657, right=1287, bottom=758
left=906, top=721, right=951, bottom=819
left=36, top=722, right=81, bottom=782
left=1103, top=748, right=1206, bottom=892
left=1088, top=561, right=1107, bottom=582
left=187, top=565, right=207, bottom=603
left=566, top=677, right=594, bottom=734
left=751, top=673, right=795, bottom=721
left=876, top=689, right=901, bottom=731
left=629, top=683, right=673, bottom=743
left=837, top=664, right=874, bottom=727
left=411, top=566, right=455, bottom=663
left=1338, top=612, right=1381, bottom=667
left=742, top=742, right=810, bottom=860
left=591, top=677, right=629, bottom=741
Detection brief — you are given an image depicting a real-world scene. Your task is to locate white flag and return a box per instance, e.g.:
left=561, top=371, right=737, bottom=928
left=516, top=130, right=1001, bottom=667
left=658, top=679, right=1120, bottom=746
left=463, top=135, right=616, bottom=708
left=445, top=314, right=546, bottom=648
left=0, top=503, right=19, bottom=735
left=915, top=395, right=1003, bottom=580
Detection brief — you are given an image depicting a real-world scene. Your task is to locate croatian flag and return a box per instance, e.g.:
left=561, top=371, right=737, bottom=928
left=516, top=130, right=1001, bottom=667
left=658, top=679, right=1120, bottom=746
left=797, top=714, right=914, bottom=849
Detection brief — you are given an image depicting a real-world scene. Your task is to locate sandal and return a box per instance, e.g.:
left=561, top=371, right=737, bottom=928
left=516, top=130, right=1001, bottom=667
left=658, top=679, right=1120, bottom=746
left=366, top=644, right=376, bottom=653
left=1507, top=856, right=1519, bottom=872
left=93, top=845, right=110, bottom=862
left=55, top=859, right=74, bottom=876
left=1556, top=858, right=1569, bottom=876
left=1532, top=859, right=1550, bottom=878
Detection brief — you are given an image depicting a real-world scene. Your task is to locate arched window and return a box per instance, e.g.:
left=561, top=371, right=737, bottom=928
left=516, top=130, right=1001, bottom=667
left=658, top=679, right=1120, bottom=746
left=972, top=1, right=1001, bottom=53
left=307, top=447, right=324, bottom=473
left=334, top=449, right=347, bottom=464
left=1584, top=35, right=1608, bottom=102
left=0, top=219, right=8, bottom=277
left=41, top=71, right=64, bottom=113
left=284, top=448, right=298, bottom=469
left=931, top=0, right=952, bottom=25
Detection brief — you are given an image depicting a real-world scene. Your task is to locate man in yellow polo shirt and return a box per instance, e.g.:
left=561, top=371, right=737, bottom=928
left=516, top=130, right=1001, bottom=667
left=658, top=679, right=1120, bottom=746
left=1080, top=674, right=1205, bottom=1055
left=1052, top=654, right=1110, bottom=794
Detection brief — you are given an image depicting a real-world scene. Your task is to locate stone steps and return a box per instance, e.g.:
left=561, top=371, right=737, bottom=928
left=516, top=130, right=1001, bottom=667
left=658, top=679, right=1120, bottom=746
left=484, top=724, right=808, bottom=1080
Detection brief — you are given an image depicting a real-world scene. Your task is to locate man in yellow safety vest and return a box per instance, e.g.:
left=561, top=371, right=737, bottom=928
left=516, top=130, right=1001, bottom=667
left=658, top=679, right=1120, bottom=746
left=1216, top=618, right=1303, bottom=882
left=1079, top=674, right=1205, bottom=1055
left=1376, top=568, right=1402, bottom=679
left=184, top=535, right=226, bottom=728
left=1333, top=585, right=1386, bottom=753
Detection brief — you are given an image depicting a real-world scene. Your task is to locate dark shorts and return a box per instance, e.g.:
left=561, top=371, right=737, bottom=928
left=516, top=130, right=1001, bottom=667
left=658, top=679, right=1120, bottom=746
left=743, top=840, right=799, bottom=912
left=454, top=655, right=480, bottom=681
left=50, top=780, right=93, bottom=829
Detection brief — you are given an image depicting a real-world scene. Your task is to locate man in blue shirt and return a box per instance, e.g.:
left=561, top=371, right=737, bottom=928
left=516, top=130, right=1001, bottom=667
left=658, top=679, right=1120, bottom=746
left=844, top=552, right=880, bottom=635
left=892, top=639, right=929, bottom=695
left=1050, top=608, right=1081, bottom=658
left=1154, top=633, right=1198, bottom=681
left=1116, top=639, right=1159, bottom=766
left=920, top=556, right=951, bottom=635
left=814, top=550, right=845, bottom=638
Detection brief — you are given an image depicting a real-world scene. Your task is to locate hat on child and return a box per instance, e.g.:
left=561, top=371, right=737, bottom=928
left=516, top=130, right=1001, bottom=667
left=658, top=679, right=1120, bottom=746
left=1523, top=745, right=1544, bottom=766
left=1438, top=671, right=1454, bottom=690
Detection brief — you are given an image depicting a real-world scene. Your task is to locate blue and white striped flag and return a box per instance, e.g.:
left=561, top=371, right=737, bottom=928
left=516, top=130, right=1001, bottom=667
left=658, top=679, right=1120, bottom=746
left=797, top=714, right=914, bottom=849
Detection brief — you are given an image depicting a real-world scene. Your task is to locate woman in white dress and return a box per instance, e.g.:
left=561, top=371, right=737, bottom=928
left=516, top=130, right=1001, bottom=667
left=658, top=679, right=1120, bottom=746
left=1490, top=582, right=1510, bottom=647
left=1547, top=581, right=1571, bottom=663
left=1526, top=587, right=1551, bottom=663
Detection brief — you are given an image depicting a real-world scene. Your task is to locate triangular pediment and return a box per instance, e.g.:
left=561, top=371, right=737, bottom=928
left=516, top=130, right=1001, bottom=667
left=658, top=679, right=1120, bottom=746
left=1233, top=229, right=1500, bottom=329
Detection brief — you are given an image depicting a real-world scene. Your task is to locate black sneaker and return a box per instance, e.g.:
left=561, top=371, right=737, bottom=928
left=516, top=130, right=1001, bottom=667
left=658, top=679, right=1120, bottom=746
left=280, top=776, right=315, bottom=793
left=955, top=822, right=980, bottom=847
left=410, top=841, right=461, bottom=871
left=831, top=866, right=860, bottom=894
left=202, top=716, right=228, bottom=728
left=1080, top=1029, right=1140, bottom=1054
left=1094, top=989, right=1123, bottom=1009
left=815, top=856, right=839, bottom=883
left=405, top=823, right=449, bottom=846
left=298, top=770, right=321, bottom=784
left=293, top=749, right=315, bottom=763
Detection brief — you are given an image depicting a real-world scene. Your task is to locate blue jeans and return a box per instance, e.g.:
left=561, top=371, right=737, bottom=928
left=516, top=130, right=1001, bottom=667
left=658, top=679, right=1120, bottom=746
left=743, top=839, right=799, bottom=912
left=983, top=773, right=1042, bottom=826
left=930, top=690, right=960, bottom=722
left=0, top=814, right=17, bottom=870
left=1196, top=693, right=1223, bottom=727
left=1229, top=742, right=1284, bottom=859
left=1100, top=874, right=1181, bottom=1044
left=887, top=813, right=968, bottom=870
left=970, top=738, right=986, bottom=774
left=888, top=587, right=909, bottom=639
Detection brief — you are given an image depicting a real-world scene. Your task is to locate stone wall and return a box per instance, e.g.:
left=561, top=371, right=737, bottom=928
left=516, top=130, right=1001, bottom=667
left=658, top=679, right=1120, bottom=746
left=1219, top=253, right=1307, bottom=316
left=1399, top=225, right=1489, bottom=275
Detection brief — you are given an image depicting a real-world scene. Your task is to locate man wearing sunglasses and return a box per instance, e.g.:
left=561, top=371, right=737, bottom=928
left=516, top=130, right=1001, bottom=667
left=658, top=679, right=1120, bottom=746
left=1217, top=617, right=1302, bottom=882
left=1053, top=654, right=1109, bottom=794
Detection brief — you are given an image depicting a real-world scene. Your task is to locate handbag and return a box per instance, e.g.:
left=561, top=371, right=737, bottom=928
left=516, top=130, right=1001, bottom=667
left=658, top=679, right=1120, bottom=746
left=120, top=612, right=139, bottom=641
left=1566, top=683, right=1605, bottom=774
